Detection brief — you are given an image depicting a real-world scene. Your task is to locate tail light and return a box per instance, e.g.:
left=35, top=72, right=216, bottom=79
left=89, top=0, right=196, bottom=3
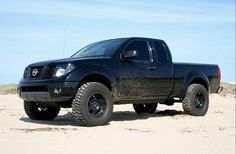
left=217, top=67, right=221, bottom=81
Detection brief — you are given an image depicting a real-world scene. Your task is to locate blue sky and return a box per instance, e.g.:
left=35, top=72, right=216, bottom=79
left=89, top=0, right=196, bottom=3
left=0, top=0, right=235, bottom=83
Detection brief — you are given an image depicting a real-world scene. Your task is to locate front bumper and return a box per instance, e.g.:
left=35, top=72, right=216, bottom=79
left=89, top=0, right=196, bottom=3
left=17, top=81, right=79, bottom=103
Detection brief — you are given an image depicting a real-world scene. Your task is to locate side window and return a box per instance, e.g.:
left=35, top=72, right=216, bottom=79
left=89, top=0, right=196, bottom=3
left=125, top=41, right=150, bottom=61
left=154, top=41, right=168, bottom=62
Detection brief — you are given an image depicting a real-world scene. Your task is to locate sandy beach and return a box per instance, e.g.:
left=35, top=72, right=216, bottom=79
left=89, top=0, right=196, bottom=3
left=0, top=92, right=235, bottom=154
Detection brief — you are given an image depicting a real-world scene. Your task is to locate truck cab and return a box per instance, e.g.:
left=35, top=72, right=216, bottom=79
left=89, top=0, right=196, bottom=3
left=117, top=38, right=174, bottom=102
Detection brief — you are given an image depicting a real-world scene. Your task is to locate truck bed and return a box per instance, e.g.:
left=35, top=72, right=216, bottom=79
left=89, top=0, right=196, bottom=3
left=171, top=62, right=220, bottom=98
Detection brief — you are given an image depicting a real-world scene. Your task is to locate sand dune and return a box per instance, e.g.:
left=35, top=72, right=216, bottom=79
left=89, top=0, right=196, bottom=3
left=0, top=93, right=235, bottom=154
left=220, top=82, right=236, bottom=96
left=0, top=84, right=17, bottom=95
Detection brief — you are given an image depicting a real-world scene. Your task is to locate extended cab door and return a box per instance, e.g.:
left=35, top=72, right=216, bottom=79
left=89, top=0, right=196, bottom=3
left=150, top=40, right=175, bottom=99
left=118, top=39, right=159, bottom=99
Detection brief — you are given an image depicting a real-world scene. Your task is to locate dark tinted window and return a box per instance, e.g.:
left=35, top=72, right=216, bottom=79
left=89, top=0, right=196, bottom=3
left=154, top=41, right=168, bottom=62
left=125, top=41, right=150, bottom=61
left=163, top=43, right=172, bottom=61
left=72, top=39, right=127, bottom=58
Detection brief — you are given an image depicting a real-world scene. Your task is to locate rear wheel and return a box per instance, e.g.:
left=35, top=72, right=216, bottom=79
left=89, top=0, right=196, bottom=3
left=182, top=84, right=209, bottom=116
left=133, top=103, right=158, bottom=114
left=24, top=101, right=60, bottom=120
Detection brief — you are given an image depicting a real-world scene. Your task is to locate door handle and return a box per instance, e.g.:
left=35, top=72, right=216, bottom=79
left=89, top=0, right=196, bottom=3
left=148, top=66, right=156, bottom=70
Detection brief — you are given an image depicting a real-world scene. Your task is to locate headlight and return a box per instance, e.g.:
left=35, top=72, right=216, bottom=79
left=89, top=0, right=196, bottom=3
left=53, top=63, right=75, bottom=77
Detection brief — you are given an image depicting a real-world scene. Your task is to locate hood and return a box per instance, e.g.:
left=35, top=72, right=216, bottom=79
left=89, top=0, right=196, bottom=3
left=27, top=56, right=111, bottom=67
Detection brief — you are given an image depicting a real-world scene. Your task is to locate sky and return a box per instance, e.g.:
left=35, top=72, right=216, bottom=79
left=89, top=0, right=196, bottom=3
left=0, top=0, right=235, bottom=83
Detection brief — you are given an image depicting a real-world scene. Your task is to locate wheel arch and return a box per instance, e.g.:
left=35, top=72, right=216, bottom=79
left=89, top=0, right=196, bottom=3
left=181, top=71, right=210, bottom=98
left=66, top=64, right=117, bottom=91
left=78, top=73, right=113, bottom=90
left=189, top=77, right=208, bottom=91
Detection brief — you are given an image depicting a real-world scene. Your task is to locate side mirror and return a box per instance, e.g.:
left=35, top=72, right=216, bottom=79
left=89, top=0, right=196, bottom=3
left=123, top=50, right=137, bottom=58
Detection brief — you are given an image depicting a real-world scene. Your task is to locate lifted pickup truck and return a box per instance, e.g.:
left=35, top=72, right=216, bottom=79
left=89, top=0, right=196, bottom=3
left=18, top=37, right=221, bottom=126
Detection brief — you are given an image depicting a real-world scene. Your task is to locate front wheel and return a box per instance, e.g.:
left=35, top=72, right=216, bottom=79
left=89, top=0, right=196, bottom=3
left=72, top=82, right=113, bottom=126
left=133, top=103, right=158, bottom=114
left=24, top=101, right=60, bottom=120
left=182, top=84, right=209, bottom=116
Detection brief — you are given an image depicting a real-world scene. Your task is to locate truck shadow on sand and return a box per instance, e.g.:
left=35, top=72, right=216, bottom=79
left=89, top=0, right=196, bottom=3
left=111, top=110, right=184, bottom=121
left=19, top=109, right=185, bottom=126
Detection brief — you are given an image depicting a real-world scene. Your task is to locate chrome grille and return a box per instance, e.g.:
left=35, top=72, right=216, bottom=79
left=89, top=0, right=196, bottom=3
left=23, top=65, right=55, bottom=79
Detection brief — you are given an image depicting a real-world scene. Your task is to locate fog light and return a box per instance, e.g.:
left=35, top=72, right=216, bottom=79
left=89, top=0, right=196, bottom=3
left=54, top=87, right=62, bottom=94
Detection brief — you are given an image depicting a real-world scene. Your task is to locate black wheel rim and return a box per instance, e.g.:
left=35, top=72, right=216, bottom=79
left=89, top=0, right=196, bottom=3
left=194, top=93, right=205, bottom=110
left=37, top=106, right=48, bottom=112
left=34, top=104, right=56, bottom=114
left=88, top=94, right=107, bottom=118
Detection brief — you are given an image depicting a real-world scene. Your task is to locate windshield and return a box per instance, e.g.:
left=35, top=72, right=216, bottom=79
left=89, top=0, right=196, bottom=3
left=71, top=38, right=127, bottom=58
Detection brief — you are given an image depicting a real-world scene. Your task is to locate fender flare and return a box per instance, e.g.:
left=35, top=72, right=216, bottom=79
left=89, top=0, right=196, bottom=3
left=66, top=64, right=117, bottom=89
left=181, top=71, right=210, bottom=98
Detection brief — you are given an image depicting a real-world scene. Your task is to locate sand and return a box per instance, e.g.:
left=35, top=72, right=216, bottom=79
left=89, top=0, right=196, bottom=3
left=0, top=94, right=235, bottom=154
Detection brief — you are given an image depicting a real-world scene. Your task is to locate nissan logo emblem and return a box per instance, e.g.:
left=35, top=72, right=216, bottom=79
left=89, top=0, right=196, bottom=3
left=32, top=69, right=39, bottom=77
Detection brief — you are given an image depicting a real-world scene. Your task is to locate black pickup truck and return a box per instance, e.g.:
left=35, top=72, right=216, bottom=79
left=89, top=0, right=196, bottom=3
left=18, top=37, right=221, bottom=126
